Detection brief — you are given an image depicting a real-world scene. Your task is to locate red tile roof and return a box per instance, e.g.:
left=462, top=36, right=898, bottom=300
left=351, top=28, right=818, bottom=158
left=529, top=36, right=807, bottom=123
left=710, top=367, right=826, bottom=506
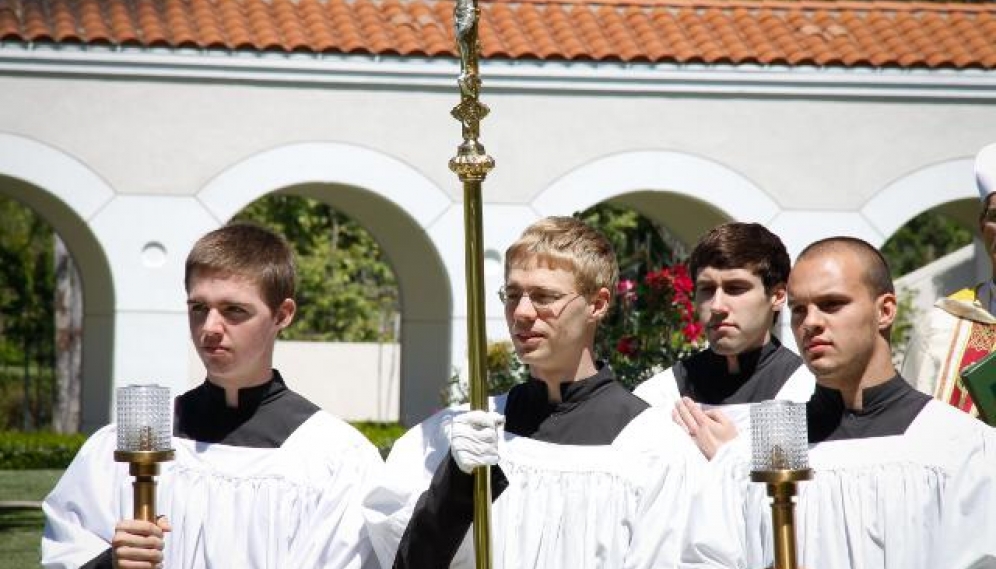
left=0, top=0, right=994, bottom=69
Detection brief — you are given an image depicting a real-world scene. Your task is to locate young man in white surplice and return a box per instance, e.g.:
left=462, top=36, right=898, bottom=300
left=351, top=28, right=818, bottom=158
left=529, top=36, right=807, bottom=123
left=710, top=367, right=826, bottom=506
left=42, top=224, right=383, bottom=569
left=363, top=216, right=705, bottom=569
left=634, top=222, right=814, bottom=460
left=680, top=236, right=995, bottom=569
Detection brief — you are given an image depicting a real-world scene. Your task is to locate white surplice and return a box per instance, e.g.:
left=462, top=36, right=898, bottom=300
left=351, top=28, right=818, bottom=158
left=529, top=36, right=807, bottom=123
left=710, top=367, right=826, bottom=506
left=42, top=412, right=382, bottom=569
left=363, top=398, right=706, bottom=569
left=680, top=400, right=993, bottom=569
left=931, top=423, right=996, bottom=569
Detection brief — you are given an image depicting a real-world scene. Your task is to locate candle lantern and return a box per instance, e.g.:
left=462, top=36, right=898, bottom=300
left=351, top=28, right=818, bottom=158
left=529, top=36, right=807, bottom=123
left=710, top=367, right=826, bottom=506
left=113, top=384, right=174, bottom=522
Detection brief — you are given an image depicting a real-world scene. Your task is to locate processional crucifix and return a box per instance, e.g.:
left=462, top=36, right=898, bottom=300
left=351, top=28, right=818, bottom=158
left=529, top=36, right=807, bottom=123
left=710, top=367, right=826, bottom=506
left=448, top=0, right=495, bottom=567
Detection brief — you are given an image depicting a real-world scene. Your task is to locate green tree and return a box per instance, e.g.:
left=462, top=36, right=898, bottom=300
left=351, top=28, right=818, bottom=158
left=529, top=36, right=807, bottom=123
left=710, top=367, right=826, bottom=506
left=881, top=211, right=972, bottom=277
left=577, top=203, right=676, bottom=279
left=234, top=194, right=400, bottom=342
left=0, top=196, right=56, bottom=430
left=881, top=209, right=972, bottom=362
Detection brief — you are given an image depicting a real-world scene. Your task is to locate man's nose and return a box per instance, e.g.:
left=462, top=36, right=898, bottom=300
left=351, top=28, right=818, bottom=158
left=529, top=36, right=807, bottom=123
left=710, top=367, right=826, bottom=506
left=512, top=295, right=538, bottom=320
left=797, top=308, right=822, bottom=333
left=203, top=308, right=224, bottom=333
left=709, top=290, right=730, bottom=314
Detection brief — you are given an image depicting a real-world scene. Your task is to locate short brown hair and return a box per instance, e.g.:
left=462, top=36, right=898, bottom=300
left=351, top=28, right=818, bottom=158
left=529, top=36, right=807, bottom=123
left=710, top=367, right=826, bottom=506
left=185, top=223, right=296, bottom=311
left=796, top=236, right=894, bottom=298
left=505, top=216, right=618, bottom=298
left=689, top=222, right=790, bottom=292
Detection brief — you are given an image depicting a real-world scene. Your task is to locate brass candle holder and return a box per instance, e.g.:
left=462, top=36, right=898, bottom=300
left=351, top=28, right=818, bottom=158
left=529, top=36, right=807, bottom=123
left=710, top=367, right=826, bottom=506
left=749, top=401, right=813, bottom=569
left=113, top=384, right=174, bottom=522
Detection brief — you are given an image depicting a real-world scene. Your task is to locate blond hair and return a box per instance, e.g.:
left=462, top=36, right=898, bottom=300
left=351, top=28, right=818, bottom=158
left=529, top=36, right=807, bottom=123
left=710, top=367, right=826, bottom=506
left=504, top=216, right=618, bottom=298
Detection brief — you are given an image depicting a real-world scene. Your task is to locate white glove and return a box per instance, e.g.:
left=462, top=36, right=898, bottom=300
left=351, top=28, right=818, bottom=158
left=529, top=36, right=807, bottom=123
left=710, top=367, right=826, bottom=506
left=450, top=410, right=505, bottom=474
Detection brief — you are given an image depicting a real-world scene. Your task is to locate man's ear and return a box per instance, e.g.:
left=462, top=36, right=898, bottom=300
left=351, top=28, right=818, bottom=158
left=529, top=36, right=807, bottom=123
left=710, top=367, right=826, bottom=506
left=590, top=287, right=611, bottom=321
left=876, top=292, right=898, bottom=331
left=769, top=283, right=788, bottom=311
left=275, top=298, right=296, bottom=329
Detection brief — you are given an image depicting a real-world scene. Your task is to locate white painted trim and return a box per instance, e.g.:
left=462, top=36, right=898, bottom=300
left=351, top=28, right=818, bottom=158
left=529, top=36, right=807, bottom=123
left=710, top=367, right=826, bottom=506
left=532, top=150, right=780, bottom=223
left=197, top=141, right=451, bottom=227
left=861, top=158, right=977, bottom=238
left=2, top=44, right=996, bottom=100
left=0, top=132, right=115, bottom=219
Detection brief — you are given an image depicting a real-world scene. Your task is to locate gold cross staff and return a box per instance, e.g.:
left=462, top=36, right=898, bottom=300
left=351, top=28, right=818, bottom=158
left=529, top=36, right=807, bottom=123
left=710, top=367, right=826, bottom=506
left=449, top=0, right=495, bottom=567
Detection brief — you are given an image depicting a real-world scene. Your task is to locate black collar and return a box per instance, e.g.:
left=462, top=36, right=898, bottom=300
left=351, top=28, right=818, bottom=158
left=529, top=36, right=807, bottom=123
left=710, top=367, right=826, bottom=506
left=807, top=374, right=931, bottom=443
left=845, top=375, right=912, bottom=415
left=199, top=370, right=287, bottom=415
left=727, top=336, right=781, bottom=377
left=554, top=364, right=615, bottom=409
left=174, top=369, right=320, bottom=447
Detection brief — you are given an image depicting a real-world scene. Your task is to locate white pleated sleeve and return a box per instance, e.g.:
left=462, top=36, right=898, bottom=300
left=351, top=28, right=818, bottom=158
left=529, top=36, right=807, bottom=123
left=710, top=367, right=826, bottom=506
left=42, top=412, right=383, bottom=569
left=931, top=423, right=996, bottom=569
left=361, top=405, right=463, bottom=569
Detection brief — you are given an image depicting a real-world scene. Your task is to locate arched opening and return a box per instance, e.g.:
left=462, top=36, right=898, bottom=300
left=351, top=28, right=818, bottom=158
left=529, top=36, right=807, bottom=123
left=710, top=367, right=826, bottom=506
left=884, top=199, right=978, bottom=362
left=0, top=180, right=115, bottom=433
left=205, top=191, right=404, bottom=423
left=0, top=133, right=117, bottom=433
left=606, top=190, right=731, bottom=253
left=575, top=201, right=708, bottom=389
left=532, top=150, right=779, bottom=229
left=197, top=142, right=452, bottom=425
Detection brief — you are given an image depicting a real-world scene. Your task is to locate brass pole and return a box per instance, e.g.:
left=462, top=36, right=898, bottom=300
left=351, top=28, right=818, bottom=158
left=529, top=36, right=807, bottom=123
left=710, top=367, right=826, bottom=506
left=751, top=469, right=812, bottom=569
left=131, top=463, right=159, bottom=522
left=114, top=450, right=174, bottom=524
left=767, top=482, right=800, bottom=569
left=449, top=0, right=495, bottom=568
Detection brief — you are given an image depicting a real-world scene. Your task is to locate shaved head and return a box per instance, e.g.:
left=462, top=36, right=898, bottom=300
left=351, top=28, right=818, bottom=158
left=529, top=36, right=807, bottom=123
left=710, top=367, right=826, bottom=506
left=796, top=237, right=894, bottom=300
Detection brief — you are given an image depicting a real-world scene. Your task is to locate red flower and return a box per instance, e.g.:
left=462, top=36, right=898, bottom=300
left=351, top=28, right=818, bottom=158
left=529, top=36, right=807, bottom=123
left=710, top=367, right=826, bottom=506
left=644, top=268, right=672, bottom=291
left=616, top=279, right=637, bottom=302
left=682, top=322, right=704, bottom=343
left=671, top=265, right=694, bottom=296
left=616, top=336, right=639, bottom=357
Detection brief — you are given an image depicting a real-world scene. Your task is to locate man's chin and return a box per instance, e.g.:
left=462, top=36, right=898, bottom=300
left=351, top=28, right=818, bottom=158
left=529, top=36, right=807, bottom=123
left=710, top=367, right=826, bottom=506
left=708, top=338, right=742, bottom=356
left=516, top=349, right=547, bottom=368
left=203, top=365, right=238, bottom=383
left=810, top=366, right=842, bottom=388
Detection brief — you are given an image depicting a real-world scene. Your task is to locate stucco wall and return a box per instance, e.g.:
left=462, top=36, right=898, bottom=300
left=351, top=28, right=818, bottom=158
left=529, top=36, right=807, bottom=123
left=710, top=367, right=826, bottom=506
left=1, top=51, right=993, bottom=427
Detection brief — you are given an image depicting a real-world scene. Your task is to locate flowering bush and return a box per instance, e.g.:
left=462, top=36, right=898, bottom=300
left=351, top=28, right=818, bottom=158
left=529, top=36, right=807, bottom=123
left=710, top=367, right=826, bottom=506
left=596, top=263, right=705, bottom=390
left=442, top=341, right=527, bottom=406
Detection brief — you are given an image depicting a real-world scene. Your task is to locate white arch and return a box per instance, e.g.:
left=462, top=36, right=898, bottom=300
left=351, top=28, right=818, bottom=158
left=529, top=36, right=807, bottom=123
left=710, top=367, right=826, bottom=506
left=531, top=150, right=781, bottom=223
left=196, top=141, right=455, bottom=425
left=861, top=158, right=976, bottom=239
left=0, top=132, right=118, bottom=431
left=197, top=141, right=451, bottom=226
left=0, top=133, right=115, bottom=221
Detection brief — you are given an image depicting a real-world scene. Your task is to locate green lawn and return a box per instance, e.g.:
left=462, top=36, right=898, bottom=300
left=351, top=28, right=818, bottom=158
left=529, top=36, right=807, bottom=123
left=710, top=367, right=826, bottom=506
left=0, top=469, right=63, bottom=568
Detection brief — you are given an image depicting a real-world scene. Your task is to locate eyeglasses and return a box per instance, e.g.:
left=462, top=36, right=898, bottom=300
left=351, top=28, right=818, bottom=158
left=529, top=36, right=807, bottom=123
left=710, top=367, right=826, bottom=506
left=498, top=286, right=582, bottom=312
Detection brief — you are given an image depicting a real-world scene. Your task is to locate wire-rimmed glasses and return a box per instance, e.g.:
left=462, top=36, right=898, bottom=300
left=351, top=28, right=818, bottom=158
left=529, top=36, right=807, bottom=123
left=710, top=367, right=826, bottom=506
left=498, top=285, right=582, bottom=314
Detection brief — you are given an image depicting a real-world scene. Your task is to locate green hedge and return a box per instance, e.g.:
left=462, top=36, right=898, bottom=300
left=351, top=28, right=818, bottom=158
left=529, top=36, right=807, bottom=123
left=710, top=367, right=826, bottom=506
left=351, top=421, right=407, bottom=458
left=0, top=431, right=87, bottom=469
left=0, top=423, right=407, bottom=469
